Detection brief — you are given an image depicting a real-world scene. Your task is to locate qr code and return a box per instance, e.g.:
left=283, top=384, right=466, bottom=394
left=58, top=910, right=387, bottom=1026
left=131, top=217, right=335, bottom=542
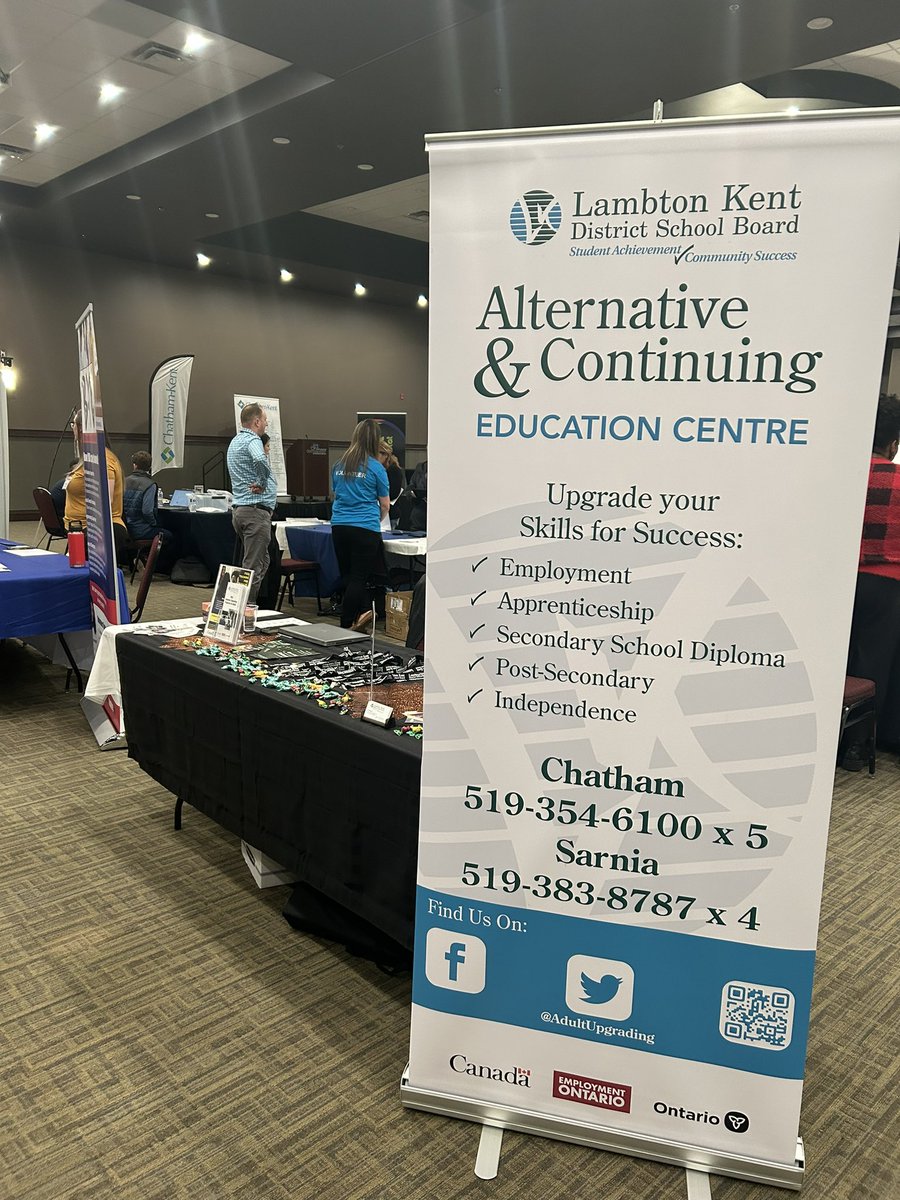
left=719, top=981, right=794, bottom=1051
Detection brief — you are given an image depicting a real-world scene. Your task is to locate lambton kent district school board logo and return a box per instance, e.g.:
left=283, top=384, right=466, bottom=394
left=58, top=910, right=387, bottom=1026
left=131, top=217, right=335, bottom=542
left=509, top=189, right=562, bottom=245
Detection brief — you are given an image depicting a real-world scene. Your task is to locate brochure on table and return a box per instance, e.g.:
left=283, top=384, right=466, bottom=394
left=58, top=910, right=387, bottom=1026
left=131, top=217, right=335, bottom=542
left=204, top=564, right=254, bottom=644
left=405, top=112, right=900, bottom=1188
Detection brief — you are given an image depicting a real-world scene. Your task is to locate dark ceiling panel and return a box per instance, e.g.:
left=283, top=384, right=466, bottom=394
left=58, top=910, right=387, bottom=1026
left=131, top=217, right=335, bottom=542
left=206, top=211, right=428, bottom=286
left=140, top=0, right=493, bottom=76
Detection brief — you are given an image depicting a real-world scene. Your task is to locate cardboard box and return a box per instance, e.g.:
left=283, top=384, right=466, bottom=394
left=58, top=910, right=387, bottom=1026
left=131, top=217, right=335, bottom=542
left=385, top=590, right=413, bottom=642
left=241, top=841, right=296, bottom=889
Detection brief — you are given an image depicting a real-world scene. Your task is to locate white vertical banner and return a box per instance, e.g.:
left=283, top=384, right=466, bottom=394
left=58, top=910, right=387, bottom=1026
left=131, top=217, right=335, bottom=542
left=234, top=394, right=287, bottom=495
left=0, top=379, right=8, bottom=540
left=404, top=115, right=900, bottom=1187
left=149, top=356, right=193, bottom=473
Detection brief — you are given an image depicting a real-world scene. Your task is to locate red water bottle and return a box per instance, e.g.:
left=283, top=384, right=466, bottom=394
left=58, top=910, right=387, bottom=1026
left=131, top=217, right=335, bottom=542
left=67, top=521, right=86, bottom=568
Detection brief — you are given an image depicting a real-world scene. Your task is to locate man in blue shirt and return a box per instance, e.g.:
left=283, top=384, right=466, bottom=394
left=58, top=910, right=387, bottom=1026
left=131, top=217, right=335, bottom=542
left=227, top=402, right=276, bottom=604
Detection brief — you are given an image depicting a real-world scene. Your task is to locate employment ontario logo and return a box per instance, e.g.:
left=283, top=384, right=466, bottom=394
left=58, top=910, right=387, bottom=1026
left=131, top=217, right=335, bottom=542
left=509, top=189, right=562, bottom=245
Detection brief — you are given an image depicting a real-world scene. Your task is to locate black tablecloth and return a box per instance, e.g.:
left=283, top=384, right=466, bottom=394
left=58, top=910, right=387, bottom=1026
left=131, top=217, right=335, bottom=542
left=159, top=509, right=280, bottom=607
left=279, top=500, right=331, bottom=519
left=118, top=633, right=422, bottom=949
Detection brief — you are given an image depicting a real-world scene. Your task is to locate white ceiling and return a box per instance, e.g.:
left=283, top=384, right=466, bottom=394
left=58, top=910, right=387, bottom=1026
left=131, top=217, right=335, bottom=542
left=0, top=0, right=289, bottom=185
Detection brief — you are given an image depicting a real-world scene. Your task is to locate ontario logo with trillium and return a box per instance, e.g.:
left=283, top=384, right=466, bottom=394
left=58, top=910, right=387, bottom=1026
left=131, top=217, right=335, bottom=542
left=509, top=189, right=562, bottom=245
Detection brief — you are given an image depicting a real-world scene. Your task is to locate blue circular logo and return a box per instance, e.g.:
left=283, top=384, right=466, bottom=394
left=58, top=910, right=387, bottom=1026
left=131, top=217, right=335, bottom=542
left=510, top=189, right=562, bottom=245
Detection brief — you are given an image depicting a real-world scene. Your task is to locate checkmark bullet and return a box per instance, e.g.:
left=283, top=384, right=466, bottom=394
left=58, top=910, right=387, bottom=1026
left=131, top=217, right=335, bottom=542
left=468, top=656, right=484, bottom=671
left=472, top=557, right=488, bottom=572
left=469, top=623, right=485, bottom=639
left=470, top=590, right=486, bottom=605
left=467, top=689, right=483, bottom=703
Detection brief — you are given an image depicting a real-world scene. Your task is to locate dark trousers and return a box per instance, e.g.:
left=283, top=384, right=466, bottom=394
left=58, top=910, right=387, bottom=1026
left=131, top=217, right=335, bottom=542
left=232, top=505, right=272, bottom=605
left=847, top=571, right=900, bottom=748
left=331, top=525, right=384, bottom=628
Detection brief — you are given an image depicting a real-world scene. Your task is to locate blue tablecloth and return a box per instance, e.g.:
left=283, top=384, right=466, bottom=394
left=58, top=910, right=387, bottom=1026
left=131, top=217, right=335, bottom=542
left=284, top=524, right=427, bottom=598
left=0, top=548, right=128, bottom=639
left=285, top=524, right=342, bottom=596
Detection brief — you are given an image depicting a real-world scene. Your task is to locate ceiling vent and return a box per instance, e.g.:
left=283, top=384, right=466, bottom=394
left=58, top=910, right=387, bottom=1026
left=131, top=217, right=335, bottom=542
left=128, top=41, right=194, bottom=77
left=0, top=141, right=30, bottom=161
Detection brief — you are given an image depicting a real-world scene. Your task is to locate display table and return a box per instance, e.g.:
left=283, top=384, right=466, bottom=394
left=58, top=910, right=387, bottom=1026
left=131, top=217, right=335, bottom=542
left=0, top=546, right=99, bottom=638
left=273, top=523, right=427, bottom=598
left=118, top=631, right=422, bottom=949
left=0, top=545, right=128, bottom=689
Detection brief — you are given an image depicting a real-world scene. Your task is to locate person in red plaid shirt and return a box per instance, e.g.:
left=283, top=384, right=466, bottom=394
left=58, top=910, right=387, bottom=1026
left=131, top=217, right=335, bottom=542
left=846, top=392, right=900, bottom=766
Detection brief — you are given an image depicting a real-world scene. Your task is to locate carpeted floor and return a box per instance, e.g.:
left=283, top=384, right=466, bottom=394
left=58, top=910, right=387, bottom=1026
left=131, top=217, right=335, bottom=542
left=1, top=523, right=897, bottom=1200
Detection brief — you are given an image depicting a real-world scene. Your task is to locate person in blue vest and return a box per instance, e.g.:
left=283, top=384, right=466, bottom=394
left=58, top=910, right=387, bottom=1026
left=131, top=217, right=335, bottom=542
left=331, top=419, right=389, bottom=630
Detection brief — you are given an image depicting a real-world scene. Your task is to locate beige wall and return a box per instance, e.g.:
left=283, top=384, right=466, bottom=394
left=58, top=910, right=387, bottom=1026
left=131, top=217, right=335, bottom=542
left=1, top=237, right=428, bottom=509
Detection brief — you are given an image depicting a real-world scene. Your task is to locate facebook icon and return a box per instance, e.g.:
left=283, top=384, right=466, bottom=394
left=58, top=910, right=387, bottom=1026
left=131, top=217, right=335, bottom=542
left=445, top=942, right=467, bottom=982
left=425, top=928, right=486, bottom=993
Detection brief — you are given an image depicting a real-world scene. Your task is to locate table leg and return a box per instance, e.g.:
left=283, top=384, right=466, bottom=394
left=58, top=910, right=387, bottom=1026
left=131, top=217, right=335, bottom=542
left=57, top=634, right=84, bottom=693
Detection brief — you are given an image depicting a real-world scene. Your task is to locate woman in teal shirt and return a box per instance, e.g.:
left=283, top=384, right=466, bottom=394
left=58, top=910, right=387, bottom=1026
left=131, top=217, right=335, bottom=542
left=331, top=419, right=390, bottom=629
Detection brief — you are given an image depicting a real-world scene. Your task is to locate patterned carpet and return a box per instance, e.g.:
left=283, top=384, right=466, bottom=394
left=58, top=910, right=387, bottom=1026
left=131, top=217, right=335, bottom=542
left=1, top=524, right=897, bottom=1199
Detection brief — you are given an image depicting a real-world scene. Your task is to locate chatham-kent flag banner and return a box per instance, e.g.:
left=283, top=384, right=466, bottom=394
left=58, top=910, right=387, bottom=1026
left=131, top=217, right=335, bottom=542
left=404, top=115, right=900, bottom=1185
left=150, top=355, right=193, bottom=474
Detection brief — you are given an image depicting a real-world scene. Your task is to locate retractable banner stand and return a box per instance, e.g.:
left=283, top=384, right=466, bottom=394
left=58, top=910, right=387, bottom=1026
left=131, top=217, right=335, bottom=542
left=76, top=304, right=124, bottom=741
left=149, top=355, right=193, bottom=473
left=404, top=114, right=900, bottom=1188
left=234, top=395, right=287, bottom=495
left=357, top=410, right=407, bottom=467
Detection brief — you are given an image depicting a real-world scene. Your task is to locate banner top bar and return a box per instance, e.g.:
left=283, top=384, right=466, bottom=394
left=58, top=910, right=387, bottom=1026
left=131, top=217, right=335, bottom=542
left=425, top=104, right=900, bottom=147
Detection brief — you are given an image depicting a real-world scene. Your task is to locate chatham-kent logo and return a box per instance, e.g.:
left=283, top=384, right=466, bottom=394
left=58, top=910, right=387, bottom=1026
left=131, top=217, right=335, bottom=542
left=509, top=189, right=562, bottom=245
left=449, top=1055, right=531, bottom=1087
left=654, top=1101, right=750, bottom=1133
left=553, top=1070, right=632, bottom=1113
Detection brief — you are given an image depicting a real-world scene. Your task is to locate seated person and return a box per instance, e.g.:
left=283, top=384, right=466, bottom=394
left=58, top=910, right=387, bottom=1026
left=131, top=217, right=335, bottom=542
left=65, top=413, right=129, bottom=563
left=123, top=450, right=175, bottom=571
left=49, top=459, right=79, bottom=528
left=408, top=458, right=427, bottom=531
left=845, top=392, right=900, bottom=765
left=123, top=451, right=164, bottom=540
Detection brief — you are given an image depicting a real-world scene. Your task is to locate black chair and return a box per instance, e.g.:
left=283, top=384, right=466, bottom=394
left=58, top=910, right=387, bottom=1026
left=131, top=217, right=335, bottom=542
left=130, top=535, right=161, bottom=622
left=128, top=537, right=155, bottom=583
left=277, top=557, right=324, bottom=613
left=33, top=487, right=67, bottom=550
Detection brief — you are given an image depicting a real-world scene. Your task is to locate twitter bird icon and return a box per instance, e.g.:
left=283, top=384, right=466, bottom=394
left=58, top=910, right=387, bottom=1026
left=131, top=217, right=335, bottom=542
left=581, top=972, right=622, bottom=1005
left=566, top=955, right=634, bottom=1020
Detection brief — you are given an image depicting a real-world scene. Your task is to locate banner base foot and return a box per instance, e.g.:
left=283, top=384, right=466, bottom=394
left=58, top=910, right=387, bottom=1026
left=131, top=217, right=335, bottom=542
left=400, top=1069, right=804, bottom=1190
left=474, top=1124, right=503, bottom=1179
left=80, top=697, right=127, bottom=751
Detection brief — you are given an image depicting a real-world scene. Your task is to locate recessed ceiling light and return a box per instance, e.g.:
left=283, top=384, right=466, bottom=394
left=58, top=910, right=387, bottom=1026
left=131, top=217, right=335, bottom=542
left=205, top=212, right=220, bottom=219
left=354, top=282, right=367, bottom=297
left=196, top=252, right=212, bottom=268
left=357, top=163, right=374, bottom=171
left=183, top=32, right=212, bottom=55
left=807, top=17, right=833, bottom=30
left=280, top=268, right=294, bottom=283
left=34, top=123, right=58, bottom=144
left=99, top=83, right=125, bottom=104
left=786, top=105, right=800, bottom=115
left=272, top=136, right=291, bottom=145
left=416, top=294, right=428, bottom=308
left=126, top=193, right=141, bottom=200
